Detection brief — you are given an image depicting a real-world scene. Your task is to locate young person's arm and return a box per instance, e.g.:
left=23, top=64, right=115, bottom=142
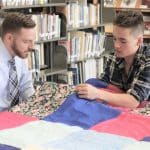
left=75, top=84, right=139, bottom=108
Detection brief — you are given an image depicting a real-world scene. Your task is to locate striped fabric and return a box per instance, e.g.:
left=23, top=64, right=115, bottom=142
left=8, top=58, right=20, bottom=107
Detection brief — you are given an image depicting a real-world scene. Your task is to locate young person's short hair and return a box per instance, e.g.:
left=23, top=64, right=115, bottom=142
left=1, top=12, right=36, bottom=38
left=113, top=11, right=144, bottom=36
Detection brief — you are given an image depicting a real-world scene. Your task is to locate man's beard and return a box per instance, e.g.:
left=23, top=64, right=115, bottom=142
left=11, top=40, right=29, bottom=58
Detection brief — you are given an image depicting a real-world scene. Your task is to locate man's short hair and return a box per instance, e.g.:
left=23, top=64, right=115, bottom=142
left=113, top=11, right=144, bottom=36
left=1, top=12, right=36, bottom=38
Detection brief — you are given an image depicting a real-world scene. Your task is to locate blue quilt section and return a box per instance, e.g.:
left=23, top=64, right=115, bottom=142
left=43, top=93, right=121, bottom=129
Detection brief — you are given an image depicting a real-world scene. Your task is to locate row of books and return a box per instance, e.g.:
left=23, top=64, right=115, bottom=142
left=25, top=48, right=41, bottom=81
left=27, top=42, right=68, bottom=81
left=66, top=2, right=100, bottom=28
left=26, top=36, right=105, bottom=82
left=60, top=1, right=104, bottom=84
left=27, top=43, right=50, bottom=74
left=31, top=43, right=52, bottom=71
left=104, top=0, right=150, bottom=8
left=66, top=31, right=105, bottom=63
left=1, top=0, right=64, bottom=7
left=143, top=15, right=150, bottom=35
left=32, top=13, right=61, bottom=41
left=29, top=29, right=105, bottom=71
left=67, top=57, right=104, bottom=85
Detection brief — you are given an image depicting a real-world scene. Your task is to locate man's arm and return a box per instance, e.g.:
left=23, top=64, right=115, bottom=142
left=19, top=59, right=35, bottom=101
left=75, top=84, right=139, bottom=108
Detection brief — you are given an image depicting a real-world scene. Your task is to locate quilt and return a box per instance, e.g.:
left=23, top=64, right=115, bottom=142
left=0, top=79, right=150, bottom=150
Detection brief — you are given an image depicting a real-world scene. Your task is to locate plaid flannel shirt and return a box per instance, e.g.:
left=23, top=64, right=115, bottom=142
left=100, top=45, right=150, bottom=102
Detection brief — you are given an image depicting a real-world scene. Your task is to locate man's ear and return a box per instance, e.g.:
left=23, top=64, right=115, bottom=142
left=137, top=35, right=143, bottom=46
left=4, top=33, right=14, bottom=44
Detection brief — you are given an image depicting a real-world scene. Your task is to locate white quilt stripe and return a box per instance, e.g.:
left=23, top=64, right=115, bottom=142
left=0, top=120, right=82, bottom=148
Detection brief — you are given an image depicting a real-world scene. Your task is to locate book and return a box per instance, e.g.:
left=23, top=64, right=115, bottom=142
left=120, top=0, right=137, bottom=8
left=141, top=0, right=150, bottom=8
left=104, top=0, right=115, bottom=7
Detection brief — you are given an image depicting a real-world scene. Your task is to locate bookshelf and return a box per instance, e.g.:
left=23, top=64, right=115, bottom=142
left=58, top=0, right=111, bottom=85
left=0, top=0, right=68, bottom=83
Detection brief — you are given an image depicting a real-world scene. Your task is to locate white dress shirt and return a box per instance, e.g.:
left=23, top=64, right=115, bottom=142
left=0, top=39, right=35, bottom=110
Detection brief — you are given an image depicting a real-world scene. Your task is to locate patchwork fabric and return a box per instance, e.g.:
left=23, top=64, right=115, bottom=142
left=0, top=79, right=150, bottom=150
left=9, top=82, right=74, bottom=118
left=9, top=80, right=150, bottom=119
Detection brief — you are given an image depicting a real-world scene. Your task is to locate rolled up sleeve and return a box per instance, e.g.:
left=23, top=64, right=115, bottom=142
left=127, top=57, right=150, bottom=102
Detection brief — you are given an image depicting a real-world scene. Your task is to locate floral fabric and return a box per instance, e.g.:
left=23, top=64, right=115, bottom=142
left=130, top=102, right=150, bottom=117
left=9, top=82, right=74, bottom=119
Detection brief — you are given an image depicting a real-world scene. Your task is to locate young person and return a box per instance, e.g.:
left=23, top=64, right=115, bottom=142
left=76, top=11, right=150, bottom=108
left=0, top=12, right=36, bottom=111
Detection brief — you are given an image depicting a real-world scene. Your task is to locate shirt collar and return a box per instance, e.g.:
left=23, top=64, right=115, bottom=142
left=112, top=54, right=124, bottom=69
left=135, top=45, right=145, bottom=58
left=0, top=38, right=12, bottom=62
left=114, top=45, right=144, bottom=69
left=133, top=45, right=145, bottom=67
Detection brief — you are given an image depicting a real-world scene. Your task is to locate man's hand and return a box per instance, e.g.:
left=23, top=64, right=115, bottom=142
left=75, top=84, right=100, bottom=100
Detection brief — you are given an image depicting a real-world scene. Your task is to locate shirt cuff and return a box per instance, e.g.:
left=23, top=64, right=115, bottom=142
left=21, top=87, right=35, bottom=101
left=127, top=89, right=141, bottom=102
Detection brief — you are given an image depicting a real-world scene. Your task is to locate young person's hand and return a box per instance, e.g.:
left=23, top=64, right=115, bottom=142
left=75, top=84, right=100, bottom=100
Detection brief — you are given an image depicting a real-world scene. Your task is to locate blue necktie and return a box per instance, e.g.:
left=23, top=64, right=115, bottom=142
left=8, top=58, right=20, bottom=107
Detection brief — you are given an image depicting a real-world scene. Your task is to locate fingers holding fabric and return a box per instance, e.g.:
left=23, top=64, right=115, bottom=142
left=75, top=84, right=100, bottom=100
